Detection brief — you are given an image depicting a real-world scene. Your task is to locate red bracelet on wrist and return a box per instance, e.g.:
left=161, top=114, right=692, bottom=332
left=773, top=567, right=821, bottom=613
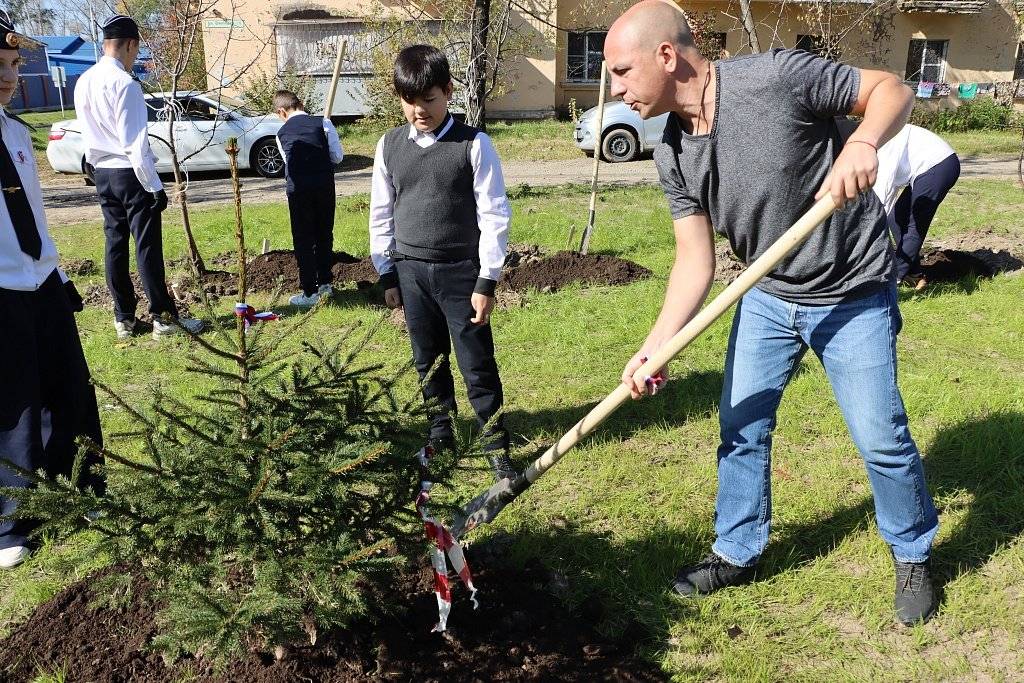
left=846, top=139, right=878, bottom=152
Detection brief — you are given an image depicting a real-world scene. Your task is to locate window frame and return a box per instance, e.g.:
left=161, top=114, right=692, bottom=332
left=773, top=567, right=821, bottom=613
left=904, top=39, right=949, bottom=83
left=566, top=30, right=607, bottom=83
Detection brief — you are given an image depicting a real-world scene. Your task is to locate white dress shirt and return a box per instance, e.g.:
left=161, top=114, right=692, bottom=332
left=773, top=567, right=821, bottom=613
left=873, top=124, right=957, bottom=213
left=274, top=111, right=345, bottom=165
left=369, top=116, right=511, bottom=285
left=73, top=55, right=163, bottom=192
left=0, top=109, right=64, bottom=291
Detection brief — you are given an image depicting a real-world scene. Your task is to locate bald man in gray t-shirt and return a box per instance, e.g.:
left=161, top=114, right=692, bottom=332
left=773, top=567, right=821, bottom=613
left=606, top=0, right=939, bottom=627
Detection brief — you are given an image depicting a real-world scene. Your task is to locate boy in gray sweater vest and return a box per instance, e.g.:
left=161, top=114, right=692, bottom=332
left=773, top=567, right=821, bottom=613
left=369, top=45, right=516, bottom=480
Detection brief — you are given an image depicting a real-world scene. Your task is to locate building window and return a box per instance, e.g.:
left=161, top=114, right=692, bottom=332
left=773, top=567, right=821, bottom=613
left=567, top=31, right=606, bottom=82
left=904, top=39, right=948, bottom=82
left=796, top=34, right=825, bottom=57
left=1014, top=42, right=1024, bottom=80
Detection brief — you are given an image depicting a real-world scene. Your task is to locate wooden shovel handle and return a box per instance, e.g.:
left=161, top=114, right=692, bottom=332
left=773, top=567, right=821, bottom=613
left=523, top=194, right=838, bottom=483
left=323, top=41, right=348, bottom=118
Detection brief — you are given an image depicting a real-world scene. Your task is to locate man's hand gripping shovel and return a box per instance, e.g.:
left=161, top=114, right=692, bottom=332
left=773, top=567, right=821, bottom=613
left=451, top=195, right=837, bottom=539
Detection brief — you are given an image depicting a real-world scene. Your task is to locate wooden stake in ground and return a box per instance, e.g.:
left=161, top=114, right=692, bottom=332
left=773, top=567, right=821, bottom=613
left=323, top=41, right=348, bottom=118
left=225, top=135, right=250, bottom=434
left=578, top=60, right=608, bottom=255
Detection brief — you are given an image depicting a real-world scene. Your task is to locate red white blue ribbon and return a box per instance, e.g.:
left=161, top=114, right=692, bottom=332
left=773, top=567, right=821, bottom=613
left=234, top=302, right=280, bottom=329
left=416, top=446, right=478, bottom=632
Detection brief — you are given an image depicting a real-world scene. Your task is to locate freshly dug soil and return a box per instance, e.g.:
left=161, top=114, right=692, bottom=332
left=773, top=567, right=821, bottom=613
left=0, top=558, right=664, bottom=682
left=246, top=250, right=378, bottom=292
left=921, top=229, right=1024, bottom=282
left=82, top=275, right=198, bottom=322
left=499, top=251, right=652, bottom=293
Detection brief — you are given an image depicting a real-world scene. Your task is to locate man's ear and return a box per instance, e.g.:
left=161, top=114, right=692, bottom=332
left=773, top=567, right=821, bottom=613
left=444, top=80, right=454, bottom=98
left=656, top=42, right=677, bottom=74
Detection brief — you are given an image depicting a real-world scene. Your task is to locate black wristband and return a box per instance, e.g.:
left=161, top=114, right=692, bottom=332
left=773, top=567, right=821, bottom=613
left=379, top=269, right=399, bottom=290
left=473, top=277, right=497, bottom=296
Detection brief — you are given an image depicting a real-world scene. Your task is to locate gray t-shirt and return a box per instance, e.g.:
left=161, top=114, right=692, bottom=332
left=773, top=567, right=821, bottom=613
left=654, top=49, right=894, bottom=304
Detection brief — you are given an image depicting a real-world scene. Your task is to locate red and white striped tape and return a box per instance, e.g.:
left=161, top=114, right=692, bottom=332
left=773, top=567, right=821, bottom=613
left=416, top=446, right=479, bottom=632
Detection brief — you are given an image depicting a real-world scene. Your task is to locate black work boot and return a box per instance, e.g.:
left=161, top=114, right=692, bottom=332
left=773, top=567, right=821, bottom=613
left=894, top=558, right=937, bottom=626
left=487, top=451, right=518, bottom=482
left=672, top=553, right=756, bottom=597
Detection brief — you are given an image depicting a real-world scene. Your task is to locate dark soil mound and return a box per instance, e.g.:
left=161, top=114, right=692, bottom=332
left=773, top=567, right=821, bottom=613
left=500, top=251, right=651, bottom=293
left=919, top=249, right=996, bottom=282
left=246, top=250, right=378, bottom=292
left=0, top=559, right=664, bottom=682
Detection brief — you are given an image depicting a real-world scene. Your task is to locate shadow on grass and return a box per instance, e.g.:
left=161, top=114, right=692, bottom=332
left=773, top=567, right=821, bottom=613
left=926, top=410, right=1024, bottom=581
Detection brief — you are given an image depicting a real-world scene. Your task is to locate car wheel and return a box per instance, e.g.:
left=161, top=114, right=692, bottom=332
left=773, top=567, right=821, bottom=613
left=601, top=127, right=639, bottom=163
left=252, top=139, right=285, bottom=178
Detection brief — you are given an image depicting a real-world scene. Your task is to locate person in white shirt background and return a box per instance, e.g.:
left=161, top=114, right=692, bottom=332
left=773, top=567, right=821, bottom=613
left=839, top=120, right=960, bottom=290
left=0, top=12, right=104, bottom=569
left=74, top=15, right=204, bottom=340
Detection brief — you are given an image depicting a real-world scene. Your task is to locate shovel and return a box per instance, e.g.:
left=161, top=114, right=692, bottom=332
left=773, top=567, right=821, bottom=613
left=451, top=194, right=838, bottom=538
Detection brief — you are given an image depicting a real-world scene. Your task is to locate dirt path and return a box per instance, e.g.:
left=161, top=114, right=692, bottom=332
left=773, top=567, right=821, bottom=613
left=42, top=155, right=1020, bottom=227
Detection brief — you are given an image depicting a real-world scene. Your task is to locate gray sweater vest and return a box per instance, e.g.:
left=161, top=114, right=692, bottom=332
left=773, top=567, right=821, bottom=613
left=381, top=119, right=479, bottom=261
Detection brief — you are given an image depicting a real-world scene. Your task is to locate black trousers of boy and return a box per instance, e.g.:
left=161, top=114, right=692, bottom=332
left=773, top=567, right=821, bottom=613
left=287, top=183, right=336, bottom=296
left=0, top=271, right=104, bottom=550
left=94, top=168, right=177, bottom=322
left=889, top=153, right=961, bottom=281
left=395, top=257, right=509, bottom=452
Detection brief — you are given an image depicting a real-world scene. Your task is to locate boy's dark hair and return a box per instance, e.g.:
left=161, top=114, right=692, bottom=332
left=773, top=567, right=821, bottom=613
left=393, top=45, right=451, bottom=102
left=273, top=90, right=304, bottom=112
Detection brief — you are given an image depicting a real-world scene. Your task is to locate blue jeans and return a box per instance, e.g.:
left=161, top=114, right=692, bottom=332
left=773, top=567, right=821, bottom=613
left=712, top=284, right=938, bottom=566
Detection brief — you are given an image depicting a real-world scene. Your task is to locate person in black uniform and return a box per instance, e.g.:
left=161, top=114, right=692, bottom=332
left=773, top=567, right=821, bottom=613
left=0, top=12, right=103, bottom=568
left=273, top=90, right=344, bottom=307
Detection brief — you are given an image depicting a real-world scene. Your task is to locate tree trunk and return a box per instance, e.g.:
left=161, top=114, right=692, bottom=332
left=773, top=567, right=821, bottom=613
left=166, top=82, right=207, bottom=276
left=738, top=0, right=760, bottom=53
left=465, top=0, right=490, bottom=131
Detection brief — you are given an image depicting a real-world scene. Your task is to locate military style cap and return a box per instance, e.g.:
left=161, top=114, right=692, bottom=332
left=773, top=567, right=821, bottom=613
left=101, top=14, right=141, bottom=40
left=0, top=10, right=45, bottom=51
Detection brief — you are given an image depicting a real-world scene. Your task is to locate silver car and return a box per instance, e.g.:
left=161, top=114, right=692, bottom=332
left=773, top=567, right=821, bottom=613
left=573, top=101, right=669, bottom=162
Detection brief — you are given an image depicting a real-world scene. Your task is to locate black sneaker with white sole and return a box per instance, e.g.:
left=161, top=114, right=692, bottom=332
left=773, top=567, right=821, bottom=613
left=894, top=559, right=937, bottom=626
left=672, top=553, right=756, bottom=597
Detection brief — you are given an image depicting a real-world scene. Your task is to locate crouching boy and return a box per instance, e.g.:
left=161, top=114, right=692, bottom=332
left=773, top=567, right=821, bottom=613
left=273, top=90, right=344, bottom=307
left=369, top=45, right=516, bottom=479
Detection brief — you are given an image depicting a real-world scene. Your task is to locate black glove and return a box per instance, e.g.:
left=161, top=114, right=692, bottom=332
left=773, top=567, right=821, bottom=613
left=151, top=189, right=169, bottom=213
left=64, top=280, right=84, bottom=313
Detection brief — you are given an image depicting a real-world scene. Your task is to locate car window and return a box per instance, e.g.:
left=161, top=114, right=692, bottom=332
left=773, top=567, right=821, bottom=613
left=145, top=98, right=166, bottom=122
left=179, top=98, right=217, bottom=122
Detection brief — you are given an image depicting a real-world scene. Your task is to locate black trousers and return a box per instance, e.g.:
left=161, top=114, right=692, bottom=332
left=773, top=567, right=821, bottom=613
left=889, top=153, right=961, bottom=280
left=94, top=168, right=177, bottom=322
left=287, top=184, right=335, bottom=296
left=0, top=271, right=103, bottom=549
left=395, top=258, right=508, bottom=452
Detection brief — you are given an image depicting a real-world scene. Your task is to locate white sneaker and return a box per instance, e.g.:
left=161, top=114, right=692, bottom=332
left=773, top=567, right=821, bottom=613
left=317, top=283, right=333, bottom=297
left=0, top=545, right=30, bottom=569
left=152, top=317, right=205, bottom=339
left=288, top=291, right=320, bottom=308
left=114, top=318, right=138, bottom=340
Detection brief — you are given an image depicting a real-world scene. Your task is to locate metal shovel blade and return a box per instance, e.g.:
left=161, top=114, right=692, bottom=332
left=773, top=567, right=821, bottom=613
left=451, top=474, right=529, bottom=539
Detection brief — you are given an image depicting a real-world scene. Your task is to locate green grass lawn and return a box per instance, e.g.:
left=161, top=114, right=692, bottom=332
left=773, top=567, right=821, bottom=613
left=3, top=180, right=1024, bottom=680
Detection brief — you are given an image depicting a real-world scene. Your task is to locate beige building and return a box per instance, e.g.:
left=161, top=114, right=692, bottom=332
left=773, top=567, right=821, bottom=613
left=202, top=0, right=1024, bottom=117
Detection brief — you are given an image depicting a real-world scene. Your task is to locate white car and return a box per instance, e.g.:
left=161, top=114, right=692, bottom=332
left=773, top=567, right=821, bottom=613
left=46, top=91, right=287, bottom=179
left=573, top=101, right=669, bottom=162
